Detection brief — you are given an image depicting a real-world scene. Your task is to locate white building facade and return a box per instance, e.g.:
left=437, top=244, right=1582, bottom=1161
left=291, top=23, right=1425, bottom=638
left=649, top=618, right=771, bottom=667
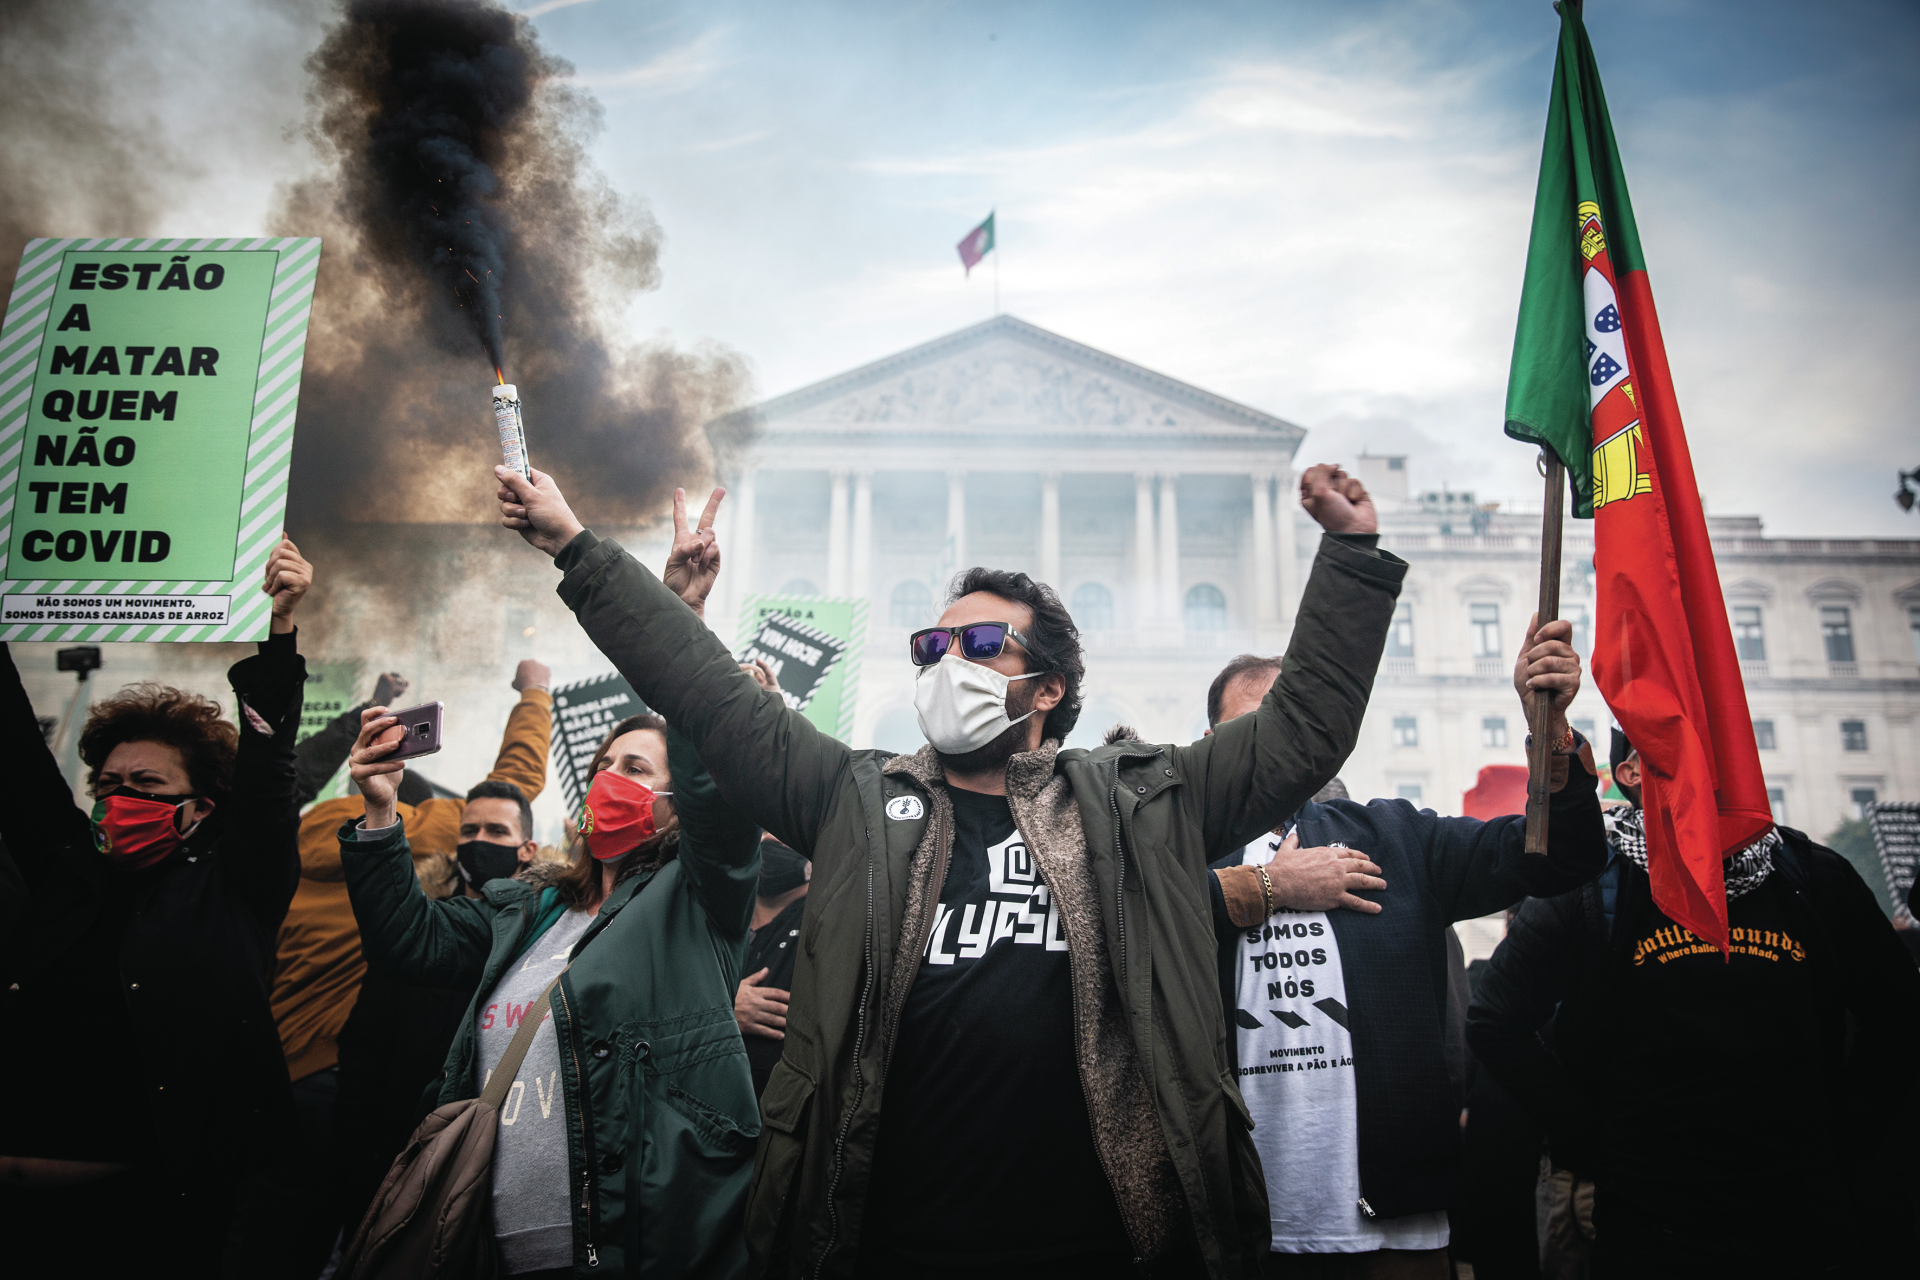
left=706, top=316, right=1920, bottom=836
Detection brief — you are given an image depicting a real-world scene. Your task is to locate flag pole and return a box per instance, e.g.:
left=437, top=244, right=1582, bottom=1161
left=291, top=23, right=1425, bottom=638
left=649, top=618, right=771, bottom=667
left=1524, top=451, right=1565, bottom=854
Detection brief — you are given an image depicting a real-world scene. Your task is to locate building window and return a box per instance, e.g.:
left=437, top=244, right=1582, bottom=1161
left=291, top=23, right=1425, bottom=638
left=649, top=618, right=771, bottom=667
left=1482, top=716, right=1509, bottom=748
left=1732, top=606, right=1765, bottom=661
left=779, top=578, right=819, bottom=597
left=1470, top=603, right=1501, bottom=657
left=1841, top=720, right=1868, bottom=752
left=1396, top=783, right=1423, bottom=802
left=889, top=580, right=932, bottom=629
left=1851, top=787, right=1878, bottom=820
left=1071, top=582, right=1114, bottom=630
left=1753, top=719, right=1776, bottom=750
left=1767, top=787, right=1787, bottom=824
left=1909, top=606, right=1920, bottom=664
left=1184, top=583, right=1227, bottom=631
left=1384, top=603, right=1414, bottom=659
left=1567, top=608, right=1591, bottom=655
left=1573, top=717, right=1596, bottom=743
left=1391, top=716, right=1419, bottom=748
left=1820, top=606, right=1855, bottom=663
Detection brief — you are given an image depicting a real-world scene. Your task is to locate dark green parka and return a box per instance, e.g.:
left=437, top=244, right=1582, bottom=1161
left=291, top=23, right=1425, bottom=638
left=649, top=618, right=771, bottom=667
left=340, top=730, right=761, bottom=1277
left=547, top=528, right=1406, bottom=1278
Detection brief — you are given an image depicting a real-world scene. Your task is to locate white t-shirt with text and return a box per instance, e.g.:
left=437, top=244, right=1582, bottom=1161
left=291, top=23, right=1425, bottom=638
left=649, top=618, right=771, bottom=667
left=1232, top=833, right=1449, bottom=1254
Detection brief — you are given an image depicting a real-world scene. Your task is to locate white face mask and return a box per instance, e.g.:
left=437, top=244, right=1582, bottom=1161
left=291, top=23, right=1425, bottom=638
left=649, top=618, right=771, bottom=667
left=913, top=653, right=1045, bottom=755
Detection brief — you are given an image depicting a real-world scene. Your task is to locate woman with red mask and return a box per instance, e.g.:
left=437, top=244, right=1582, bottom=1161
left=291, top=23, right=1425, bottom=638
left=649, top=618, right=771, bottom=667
left=338, top=535, right=764, bottom=1279
left=0, top=537, right=314, bottom=1274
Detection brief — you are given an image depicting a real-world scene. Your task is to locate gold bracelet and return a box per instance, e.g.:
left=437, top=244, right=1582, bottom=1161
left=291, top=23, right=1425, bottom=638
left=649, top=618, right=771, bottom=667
left=1257, top=865, right=1275, bottom=920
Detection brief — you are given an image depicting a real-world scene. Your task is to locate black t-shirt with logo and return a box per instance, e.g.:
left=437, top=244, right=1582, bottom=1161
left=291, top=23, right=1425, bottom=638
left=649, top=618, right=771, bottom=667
left=861, top=788, right=1129, bottom=1271
left=743, top=894, right=806, bottom=1097
left=1597, top=875, right=1842, bottom=1222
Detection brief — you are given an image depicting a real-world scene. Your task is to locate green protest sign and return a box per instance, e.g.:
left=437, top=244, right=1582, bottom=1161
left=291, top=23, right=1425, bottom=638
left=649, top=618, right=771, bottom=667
left=736, top=593, right=867, bottom=743
left=0, top=237, right=321, bottom=643
left=298, top=658, right=365, bottom=805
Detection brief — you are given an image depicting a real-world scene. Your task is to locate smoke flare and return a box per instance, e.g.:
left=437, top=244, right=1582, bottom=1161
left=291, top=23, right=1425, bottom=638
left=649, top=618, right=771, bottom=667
left=279, top=0, right=751, bottom=531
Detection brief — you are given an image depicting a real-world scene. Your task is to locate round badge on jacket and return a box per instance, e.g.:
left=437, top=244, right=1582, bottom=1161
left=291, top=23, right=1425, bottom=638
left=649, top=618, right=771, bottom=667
left=885, top=795, right=925, bottom=821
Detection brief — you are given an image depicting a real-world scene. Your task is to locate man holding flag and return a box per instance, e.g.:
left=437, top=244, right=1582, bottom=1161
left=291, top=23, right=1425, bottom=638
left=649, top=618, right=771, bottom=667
left=1467, top=5, right=1920, bottom=1275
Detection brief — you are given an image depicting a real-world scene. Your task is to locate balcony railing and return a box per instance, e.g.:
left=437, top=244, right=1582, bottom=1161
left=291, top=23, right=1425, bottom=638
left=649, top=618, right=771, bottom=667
left=1739, top=660, right=1768, bottom=680
left=1473, top=656, right=1506, bottom=678
left=1828, top=661, right=1859, bottom=679
left=1380, top=657, right=1415, bottom=678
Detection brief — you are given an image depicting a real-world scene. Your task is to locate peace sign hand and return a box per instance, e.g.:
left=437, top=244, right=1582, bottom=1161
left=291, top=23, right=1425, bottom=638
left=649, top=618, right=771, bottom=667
left=662, top=486, right=726, bottom=618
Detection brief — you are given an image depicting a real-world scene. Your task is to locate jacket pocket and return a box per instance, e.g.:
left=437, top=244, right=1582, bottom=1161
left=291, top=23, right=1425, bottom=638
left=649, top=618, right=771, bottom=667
left=745, top=1058, right=816, bottom=1267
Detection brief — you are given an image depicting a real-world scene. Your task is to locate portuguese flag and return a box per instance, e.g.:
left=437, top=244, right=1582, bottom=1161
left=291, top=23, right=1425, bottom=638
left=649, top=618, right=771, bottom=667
left=1504, top=2, right=1772, bottom=950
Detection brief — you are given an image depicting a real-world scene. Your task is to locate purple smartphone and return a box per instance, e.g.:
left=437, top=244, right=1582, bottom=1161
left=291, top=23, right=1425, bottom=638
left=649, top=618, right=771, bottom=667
left=386, top=701, right=444, bottom=761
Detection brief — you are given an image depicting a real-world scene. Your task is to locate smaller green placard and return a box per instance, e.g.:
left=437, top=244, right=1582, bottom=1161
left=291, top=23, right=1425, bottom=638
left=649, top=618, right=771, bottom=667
left=737, top=593, right=867, bottom=743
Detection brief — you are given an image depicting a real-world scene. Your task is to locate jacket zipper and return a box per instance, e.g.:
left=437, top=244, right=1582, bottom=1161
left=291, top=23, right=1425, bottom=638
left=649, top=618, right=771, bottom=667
left=1066, top=902, right=1146, bottom=1267
left=555, top=979, right=601, bottom=1267
left=815, top=806, right=895, bottom=1278
left=1109, top=778, right=1129, bottom=990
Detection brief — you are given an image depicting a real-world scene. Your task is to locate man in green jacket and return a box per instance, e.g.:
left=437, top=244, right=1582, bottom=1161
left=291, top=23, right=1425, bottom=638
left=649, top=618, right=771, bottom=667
left=495, top=461, right=1407, bottom=1279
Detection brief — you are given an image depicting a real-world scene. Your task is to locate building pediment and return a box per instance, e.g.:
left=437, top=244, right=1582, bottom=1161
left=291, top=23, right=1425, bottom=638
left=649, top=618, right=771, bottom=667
left=710, top=315, right=1305, bottom=453
left=1805, top=577, right=1862, bottom=603
left=1724, top=577, right=1774, bottom=602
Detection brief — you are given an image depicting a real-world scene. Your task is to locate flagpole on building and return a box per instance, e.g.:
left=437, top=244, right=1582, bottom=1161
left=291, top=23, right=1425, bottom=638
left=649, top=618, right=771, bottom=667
left=1524, top=451, right=1566, bottom=854
left=993, top=238, right=1000, bottom=315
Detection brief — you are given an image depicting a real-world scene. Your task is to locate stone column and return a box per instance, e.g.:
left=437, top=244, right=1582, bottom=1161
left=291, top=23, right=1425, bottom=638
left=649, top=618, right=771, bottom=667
left=946, top=470, right=968, bottom=580
left=827, top=469, right=850, bottom=596
left=1250, top=471, right=1277, bottom=628
left=1133, top=472, right=1157, bottom=626
left=1157, top=473, right=1181, bottom=624
left=717, top=467, right=757, bottom=643
left=850, top=470, right=874, bottom=608
left=1038, top=472, right=1061, bottom=587
left=1276, top=465, right=1300, bottom=631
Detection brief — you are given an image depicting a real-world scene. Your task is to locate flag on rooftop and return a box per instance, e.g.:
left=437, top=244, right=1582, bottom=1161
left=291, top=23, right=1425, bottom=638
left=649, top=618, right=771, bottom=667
left=1503, top=0, right=1772, bottom=951
left=957, top=212, right=995, bottom=276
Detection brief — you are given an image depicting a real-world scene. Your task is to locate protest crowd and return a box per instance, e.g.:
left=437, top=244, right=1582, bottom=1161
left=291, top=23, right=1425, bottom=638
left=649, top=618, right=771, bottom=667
left=0, top=455, right=1913, bottom=1280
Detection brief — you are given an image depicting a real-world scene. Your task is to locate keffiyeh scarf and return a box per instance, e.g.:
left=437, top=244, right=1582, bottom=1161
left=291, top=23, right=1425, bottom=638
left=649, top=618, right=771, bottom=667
left=1607, top=806, right=1779, bottom=902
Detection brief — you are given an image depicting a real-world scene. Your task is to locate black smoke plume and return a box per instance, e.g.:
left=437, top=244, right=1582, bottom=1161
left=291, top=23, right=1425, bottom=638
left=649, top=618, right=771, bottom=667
left=352, top=1, right=520, bottom=369
left=280, top=0, right=750, bottom=531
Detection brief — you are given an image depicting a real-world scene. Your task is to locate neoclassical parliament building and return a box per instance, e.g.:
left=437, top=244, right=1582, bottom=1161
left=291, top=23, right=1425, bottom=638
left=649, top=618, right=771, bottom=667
left=701, top=315, right=1920, bottom=845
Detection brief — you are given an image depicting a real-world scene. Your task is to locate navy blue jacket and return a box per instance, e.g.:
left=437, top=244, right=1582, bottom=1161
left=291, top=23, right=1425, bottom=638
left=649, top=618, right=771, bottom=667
left=1210, top=753, right=1606, bottom=1219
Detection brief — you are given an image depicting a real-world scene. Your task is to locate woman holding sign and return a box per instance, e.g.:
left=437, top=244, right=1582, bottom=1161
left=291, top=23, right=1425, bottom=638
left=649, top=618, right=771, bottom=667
left=0, top=538, right=314, bottom=1274
left=337, top=506, right=763, bottom=1280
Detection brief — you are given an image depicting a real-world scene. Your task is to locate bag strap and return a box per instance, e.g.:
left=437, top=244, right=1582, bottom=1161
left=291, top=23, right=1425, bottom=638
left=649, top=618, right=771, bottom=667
left=479, top=978, right=561, bottom=1111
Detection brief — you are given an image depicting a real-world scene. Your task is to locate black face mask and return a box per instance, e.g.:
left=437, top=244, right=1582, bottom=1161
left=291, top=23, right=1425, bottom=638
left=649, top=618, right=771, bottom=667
left=456, top=840, right=523, bottom=888
left=758, top=842, right=810, bottom=898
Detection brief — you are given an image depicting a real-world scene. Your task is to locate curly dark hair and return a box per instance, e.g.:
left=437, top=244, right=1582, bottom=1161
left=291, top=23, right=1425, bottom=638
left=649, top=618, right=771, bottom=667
left=555, top=712, right=677, bottom=909
left=947, top=567, right=1084, bottom=742
left=79, top=683, right=239, bottom=797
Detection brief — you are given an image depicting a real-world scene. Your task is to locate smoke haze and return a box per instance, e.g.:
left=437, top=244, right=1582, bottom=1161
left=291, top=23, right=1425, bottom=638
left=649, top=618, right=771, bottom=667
left=280, top=0, right=751, bottom=531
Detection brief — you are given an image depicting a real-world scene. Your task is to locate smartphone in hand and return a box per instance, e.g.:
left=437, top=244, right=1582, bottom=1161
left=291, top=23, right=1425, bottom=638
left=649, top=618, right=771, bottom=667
left=385, top=701, right=444, bottom=760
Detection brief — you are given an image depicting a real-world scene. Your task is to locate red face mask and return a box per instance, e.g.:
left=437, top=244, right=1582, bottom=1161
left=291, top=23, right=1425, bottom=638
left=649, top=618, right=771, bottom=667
left=577, top=768, right=672, bottom=862
left=90, top=789, right=200, bottom=869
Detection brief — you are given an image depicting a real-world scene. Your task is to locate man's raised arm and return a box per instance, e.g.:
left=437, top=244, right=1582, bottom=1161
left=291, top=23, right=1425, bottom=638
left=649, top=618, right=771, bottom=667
left=495, top=466, right=849, bottom=858
left=1175, top=465, right=1407, bottom=858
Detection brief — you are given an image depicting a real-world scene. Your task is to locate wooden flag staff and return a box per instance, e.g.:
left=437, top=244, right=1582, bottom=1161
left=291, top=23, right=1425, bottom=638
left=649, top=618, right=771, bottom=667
left=1525, top=450, right=1566, bottom=854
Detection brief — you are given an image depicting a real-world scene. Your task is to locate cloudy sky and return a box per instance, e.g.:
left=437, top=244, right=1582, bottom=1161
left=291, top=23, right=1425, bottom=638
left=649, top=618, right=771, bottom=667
left=60, top=0, right=1920, bottom=536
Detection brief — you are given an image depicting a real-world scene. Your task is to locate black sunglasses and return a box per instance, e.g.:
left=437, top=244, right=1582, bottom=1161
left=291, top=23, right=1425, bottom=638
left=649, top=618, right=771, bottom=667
left=909, top=622, right=1035, bottom=667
